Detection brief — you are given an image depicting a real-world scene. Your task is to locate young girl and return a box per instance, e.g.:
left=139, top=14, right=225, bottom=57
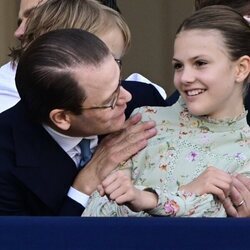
left=83, top=5, right=250, bottom=217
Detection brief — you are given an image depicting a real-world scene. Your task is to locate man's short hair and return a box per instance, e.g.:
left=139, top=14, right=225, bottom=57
left=16, top=28, right=110, bottom=123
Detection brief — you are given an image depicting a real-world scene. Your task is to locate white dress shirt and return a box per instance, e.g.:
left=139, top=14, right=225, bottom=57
left=0, top=62, right=20, bottom=112
left=126, top=73, right=167, bottom=99
left=43, top=125, right=98, bottom=207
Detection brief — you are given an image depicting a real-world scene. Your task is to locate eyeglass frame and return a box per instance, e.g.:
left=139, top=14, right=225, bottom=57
left=81, top=79, right=122, bottom=111
left=81, top=58, right=122, bottom=111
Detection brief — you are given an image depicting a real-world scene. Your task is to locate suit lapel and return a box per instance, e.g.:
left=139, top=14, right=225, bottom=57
left=11, top=102, right=78, bottom=212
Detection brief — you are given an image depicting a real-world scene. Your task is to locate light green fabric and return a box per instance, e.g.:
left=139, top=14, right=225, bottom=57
left=83, top=98, right=250, bottom=217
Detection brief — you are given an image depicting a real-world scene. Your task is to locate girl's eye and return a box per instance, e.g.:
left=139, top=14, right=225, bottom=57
left=195, top=60, right=207, bottom=67
left=173, top=62, right=183, bottom=71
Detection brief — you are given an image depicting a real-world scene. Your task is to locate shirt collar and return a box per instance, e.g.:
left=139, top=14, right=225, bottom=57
left=43, top=125, right=98, bottom=153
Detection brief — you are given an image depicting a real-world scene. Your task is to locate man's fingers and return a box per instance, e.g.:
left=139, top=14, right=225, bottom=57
left=229, top=186, right=243, bottom=206
left=102, top=121, right=157, bottom=158
left=231, top=177, right=249, bottom=200
left=89, top=115, right=157, bottom=186
left=125, top=126, right=157, bottom=144
left=235, top=174, right=250, bottom=191
left=122, top=113, right=142, bottom=129
left=102, top=120, right=156, bottom=147
left=122, top=120, right=157, bottom=143
left=222, top=197, right=238, bottom=217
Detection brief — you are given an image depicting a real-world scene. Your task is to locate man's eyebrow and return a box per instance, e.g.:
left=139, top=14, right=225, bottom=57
left=102, top=82, right=120, bottom=105
left=102, top=87, right=117, bottom=105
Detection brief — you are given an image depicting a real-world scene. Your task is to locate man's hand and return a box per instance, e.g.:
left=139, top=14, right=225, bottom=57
left=73, top=113, right=157, bottom=195
left=223, top=174, right=250, bottom=217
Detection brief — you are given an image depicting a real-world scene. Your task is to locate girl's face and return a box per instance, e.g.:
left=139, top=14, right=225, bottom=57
left=173, top=29, right=245, bottom=120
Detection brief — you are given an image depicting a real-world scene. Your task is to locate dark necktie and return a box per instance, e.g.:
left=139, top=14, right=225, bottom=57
left=78, top=139, right=92, bottom=168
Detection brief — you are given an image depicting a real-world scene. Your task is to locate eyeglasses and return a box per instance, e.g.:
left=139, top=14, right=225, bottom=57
left=81, top=79, right=122, bottom=110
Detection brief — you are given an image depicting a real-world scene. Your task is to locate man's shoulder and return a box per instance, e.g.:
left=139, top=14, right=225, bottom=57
left=122, top=80, right=167, bottom=118
left=122, top=80, right=166, bottom=102
left=0, top=102, right=37, bottom=133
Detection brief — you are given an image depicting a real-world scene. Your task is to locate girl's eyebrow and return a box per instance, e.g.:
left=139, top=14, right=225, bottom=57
left=24, top=7, right=35, bottom=18
left=172, top=55, right=207, bottom=61
left=17, top=8, right=35, bottom=26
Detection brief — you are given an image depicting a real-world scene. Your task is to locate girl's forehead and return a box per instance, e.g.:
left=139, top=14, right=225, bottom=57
left=175, top=29, right=225, bottom=47
left=174, top=29, right=230, bottom=59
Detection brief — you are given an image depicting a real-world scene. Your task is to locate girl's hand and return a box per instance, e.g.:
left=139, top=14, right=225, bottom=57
left=98, top=170, right=157, bottom=212
left=179, top=166, right=232, bottom=201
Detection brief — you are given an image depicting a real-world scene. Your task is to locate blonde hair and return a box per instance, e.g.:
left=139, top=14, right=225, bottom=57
left=11, top=0, right=131, bottom=60
left=101, top=5, right=131, bottom=55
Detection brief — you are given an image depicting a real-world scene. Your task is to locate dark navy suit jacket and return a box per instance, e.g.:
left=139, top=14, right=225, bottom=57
left=122, top=80, right=167, bottom=118
left=0, top=80, right=169, bottom=216
left=0, top=101, right=83, bottom=215
left=244, top=91, right=250, bottom=125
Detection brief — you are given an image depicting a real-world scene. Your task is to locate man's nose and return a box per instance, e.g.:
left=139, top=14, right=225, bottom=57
left=117, top=86, right=132, bottom=105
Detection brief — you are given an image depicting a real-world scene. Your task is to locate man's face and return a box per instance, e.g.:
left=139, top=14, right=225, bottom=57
left=65, top=55, right=132, bottom=137
left=14, top=0, right=46, bottom=41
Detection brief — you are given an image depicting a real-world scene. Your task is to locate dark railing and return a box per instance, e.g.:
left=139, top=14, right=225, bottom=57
left=0, top=217, right=249, bottom=250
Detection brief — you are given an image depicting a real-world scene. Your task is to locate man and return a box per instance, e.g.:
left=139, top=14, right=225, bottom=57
left=0, top=28, right=157, bottom=215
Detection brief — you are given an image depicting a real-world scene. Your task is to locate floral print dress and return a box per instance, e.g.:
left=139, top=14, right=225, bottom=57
left=83, top=98, right=250, bottom=217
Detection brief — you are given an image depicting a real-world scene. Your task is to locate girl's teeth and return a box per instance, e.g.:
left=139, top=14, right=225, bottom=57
left=187, top=89, right=204, bottom=96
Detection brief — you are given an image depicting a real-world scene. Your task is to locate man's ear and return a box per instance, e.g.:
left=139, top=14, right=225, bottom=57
left=49, top=109, right=71, bottom=131
left=235, top=55, right=250, bottom=83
